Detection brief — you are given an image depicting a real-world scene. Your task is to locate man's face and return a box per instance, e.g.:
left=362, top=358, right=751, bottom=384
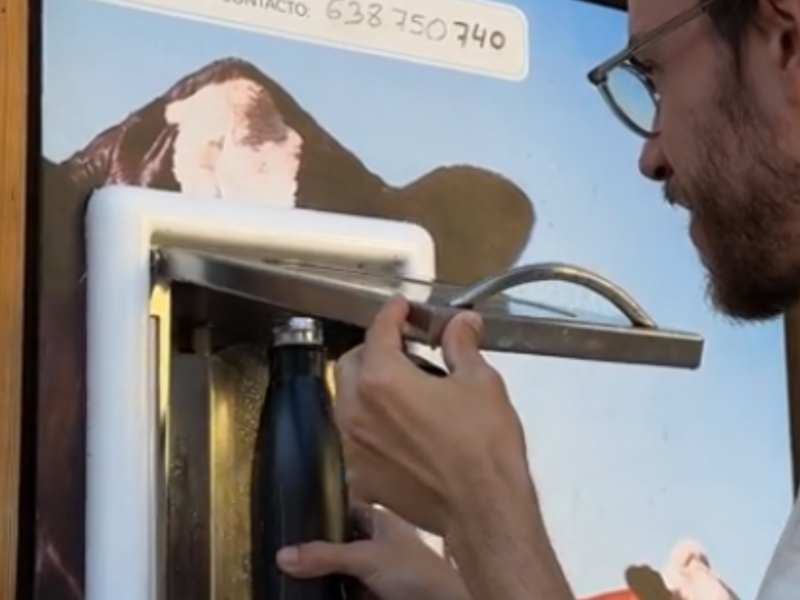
left=628, top=0, right=800, bottom=321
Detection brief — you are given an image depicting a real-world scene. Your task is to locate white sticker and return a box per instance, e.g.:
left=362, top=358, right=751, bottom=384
left=87, top=0, right=530, bottom=81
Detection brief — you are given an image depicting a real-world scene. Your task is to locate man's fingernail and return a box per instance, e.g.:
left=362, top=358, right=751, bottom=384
left=277, top=546, right=300, bottom=566
left=462, top=312, right=484, bottom=337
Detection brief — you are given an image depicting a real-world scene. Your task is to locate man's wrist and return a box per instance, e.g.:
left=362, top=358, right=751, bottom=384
left=444, top=451, right=538, bottom=531
left=443, top=458, right=574, bottom=600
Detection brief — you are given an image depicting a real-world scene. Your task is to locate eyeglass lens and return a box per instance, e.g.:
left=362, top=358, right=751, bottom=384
left=606, top=64, right=658, bottom=134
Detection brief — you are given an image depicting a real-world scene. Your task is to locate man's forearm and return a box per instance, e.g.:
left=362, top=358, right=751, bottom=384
left=445, top=462, right=575, bottom=600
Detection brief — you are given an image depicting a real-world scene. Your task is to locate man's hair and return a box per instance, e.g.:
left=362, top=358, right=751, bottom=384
left=705, top=0, right=758, bottom=62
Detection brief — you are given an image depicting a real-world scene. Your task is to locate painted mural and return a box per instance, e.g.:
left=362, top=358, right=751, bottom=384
left=39, top=1, right=792, bottom=599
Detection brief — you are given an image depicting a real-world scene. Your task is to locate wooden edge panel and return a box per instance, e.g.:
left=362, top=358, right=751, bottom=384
left=0, top=0, right=31, bottom=596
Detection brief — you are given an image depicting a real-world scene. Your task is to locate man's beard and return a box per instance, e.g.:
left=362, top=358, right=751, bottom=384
left=664, top=83, right=800, bottom=322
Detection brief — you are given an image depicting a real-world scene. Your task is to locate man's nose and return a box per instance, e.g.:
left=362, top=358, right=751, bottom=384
left=638, top=136, right=672, bottom=182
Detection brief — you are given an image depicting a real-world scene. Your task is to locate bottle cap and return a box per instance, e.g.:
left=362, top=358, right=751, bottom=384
left=273, top=316, right=323, bottom=346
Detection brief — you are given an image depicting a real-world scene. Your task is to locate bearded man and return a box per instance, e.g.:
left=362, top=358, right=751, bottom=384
left=272, top=1, right=799, bottom=600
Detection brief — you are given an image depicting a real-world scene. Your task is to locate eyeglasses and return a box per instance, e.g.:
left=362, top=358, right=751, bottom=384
left=586, top=0, right=719, bottom=138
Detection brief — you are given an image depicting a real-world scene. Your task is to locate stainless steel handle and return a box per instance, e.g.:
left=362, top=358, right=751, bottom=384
left=446, top=263, right=657, bottom=329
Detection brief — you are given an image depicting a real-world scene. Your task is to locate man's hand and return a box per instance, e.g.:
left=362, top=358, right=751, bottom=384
left=334, top=296, right=528, bottom=535
left=276, top=506, right=468, bottom=600
left=334, top=296, right=575, bottom=600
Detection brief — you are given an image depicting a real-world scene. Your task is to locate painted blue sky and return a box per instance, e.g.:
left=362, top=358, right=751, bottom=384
left=44, top=0, right=793, bottom=597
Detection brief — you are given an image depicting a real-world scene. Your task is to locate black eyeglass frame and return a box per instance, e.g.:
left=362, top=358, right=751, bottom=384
left=586, top=0, right=720, bottom=138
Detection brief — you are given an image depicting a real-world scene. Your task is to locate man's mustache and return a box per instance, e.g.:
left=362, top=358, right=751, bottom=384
left=663, top=181, right=690, bottom=210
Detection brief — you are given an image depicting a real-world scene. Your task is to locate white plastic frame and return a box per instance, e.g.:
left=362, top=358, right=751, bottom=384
left=85, top=185, right=436, bottom=600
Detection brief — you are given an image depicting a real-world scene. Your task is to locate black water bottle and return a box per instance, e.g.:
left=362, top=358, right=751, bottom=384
left=251, top=316, right=348, bottom=600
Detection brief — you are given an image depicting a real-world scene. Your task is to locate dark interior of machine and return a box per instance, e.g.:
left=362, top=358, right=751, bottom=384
left=171, top=283, right=366, bottom=358
left=167, top=280, right=371, bottom=600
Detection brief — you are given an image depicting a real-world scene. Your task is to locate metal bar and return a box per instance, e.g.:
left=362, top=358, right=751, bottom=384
left=156, top=249, right=703, bottom=369
left=445, top=262, right=657, bottom=327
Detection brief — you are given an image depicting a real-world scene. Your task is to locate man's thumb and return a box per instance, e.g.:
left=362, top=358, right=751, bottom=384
left=440, top=311, right=484, bottom=373
left=276, top=541, right=376, bottom=579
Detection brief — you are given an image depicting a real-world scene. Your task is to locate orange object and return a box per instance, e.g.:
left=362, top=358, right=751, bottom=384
left=582, top=590, right=640, bottom=600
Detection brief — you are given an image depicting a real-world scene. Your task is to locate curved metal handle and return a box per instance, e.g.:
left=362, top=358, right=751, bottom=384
left=446, top=262, right=657, bottom=328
